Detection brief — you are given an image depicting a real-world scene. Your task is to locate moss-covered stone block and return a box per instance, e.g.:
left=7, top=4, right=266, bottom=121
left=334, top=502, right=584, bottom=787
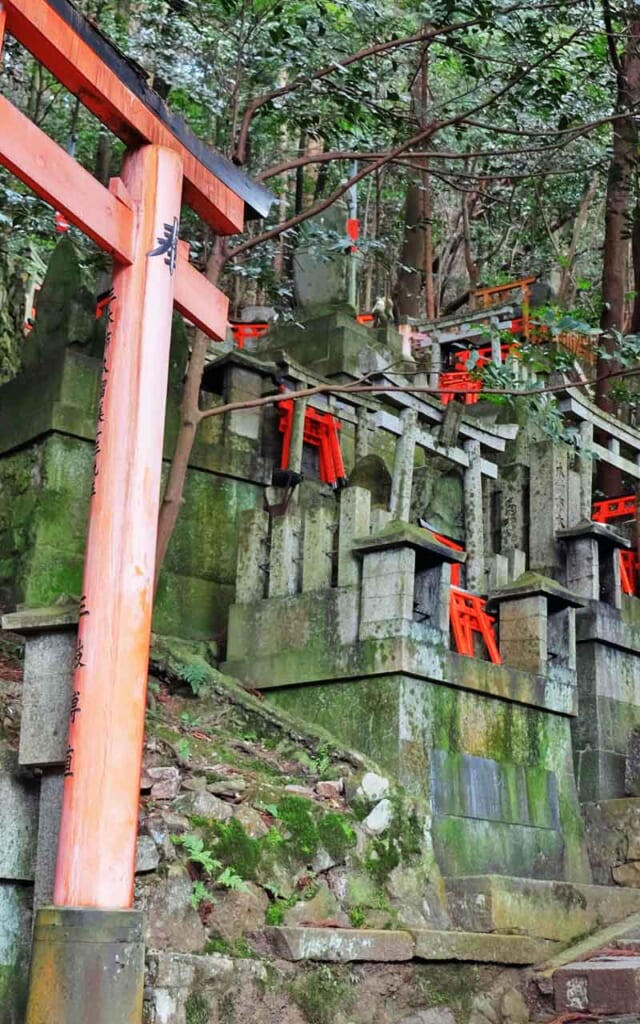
left=153, top=574, right=234, bottom=640
left=269, top=673, right=590, bottom=882
left=0, top=344, right=265, bottom=637
left=258, top=311, right=404, bottom=380
left=161, top=468, right=259, bottom=583
left=0, top=882, right=31, bottom=1024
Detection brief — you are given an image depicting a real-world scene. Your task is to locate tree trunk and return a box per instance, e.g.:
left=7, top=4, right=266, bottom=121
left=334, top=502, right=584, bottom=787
left=423, top=170, right=436, bottom=319
left=597, top=15, right=640, bottom=412
left=154, top=237, right=227, bottom=590
left=630, top=199, right=640, bottom=332
left=556, top=172, right=599, bottom=307
left=596, top=12, right=640, bottom=494
left=419, top=50, right=436, bottom=320
left=395, top=183, right=425, bottom=319
left=462, top=191, right=480, bottom=297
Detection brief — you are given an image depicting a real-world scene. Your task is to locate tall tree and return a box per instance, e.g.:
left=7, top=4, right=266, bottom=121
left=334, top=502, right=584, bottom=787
left=596, top=3, right=640, bottom=418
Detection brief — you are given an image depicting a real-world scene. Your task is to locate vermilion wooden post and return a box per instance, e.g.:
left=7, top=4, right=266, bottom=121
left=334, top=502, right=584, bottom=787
left=0, top=4, right=6, bottom=58
left=53, top=143, right=183, bottom=908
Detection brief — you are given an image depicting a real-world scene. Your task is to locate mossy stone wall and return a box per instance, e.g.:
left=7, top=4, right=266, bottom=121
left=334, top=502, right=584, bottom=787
left=270, top=674, right=590, bottom=882
left=0, top=883, right=31, bottom=1024
left=0, top=350, right=263, bottom=639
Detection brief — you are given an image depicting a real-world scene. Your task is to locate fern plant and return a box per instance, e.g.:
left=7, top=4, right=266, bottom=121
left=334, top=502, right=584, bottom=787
left=171, top=834, right=221, bottom=875
left=179, top=660, right=211, bottom=696
left=172, top=833, right=249, bottom=892
left=191, top=880, right=210, bottom=909
left=216, top=866, right=249, bottom=892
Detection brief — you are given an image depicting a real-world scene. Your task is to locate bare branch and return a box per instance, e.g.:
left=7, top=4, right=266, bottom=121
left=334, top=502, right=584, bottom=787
left=233, top=0, right=583, bottom=163
left=198, top=365, right=640, bottom=423
left=229, top=25, right=585, bottom=261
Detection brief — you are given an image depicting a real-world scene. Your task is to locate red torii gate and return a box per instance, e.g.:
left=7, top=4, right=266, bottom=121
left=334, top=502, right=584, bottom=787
left=0, top=2, right=272, bottom=1020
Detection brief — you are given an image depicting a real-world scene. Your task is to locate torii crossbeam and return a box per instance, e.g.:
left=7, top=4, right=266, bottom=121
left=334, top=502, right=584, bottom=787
left=0, top=3, right=272, bottom=1020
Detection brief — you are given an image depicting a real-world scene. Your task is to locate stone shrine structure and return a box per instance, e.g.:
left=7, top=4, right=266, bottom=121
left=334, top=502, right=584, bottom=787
left=4, top=271, right=640, bottom=1017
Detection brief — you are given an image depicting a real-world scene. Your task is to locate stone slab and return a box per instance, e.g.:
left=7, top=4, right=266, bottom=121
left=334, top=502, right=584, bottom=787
left=34, top=772, right=63, bottom=909
left=0, top=881, right=32, bottom=1017
left=445, top=875, right=640, bottom=943
left=411, top=930, right=558, bottom=964
left=1, top=605, right=79, bottom=633
left=433, top=819, right=565, bottom=881
left=538, top=911, right=640, bottom=977
left=431, top=750, right=559, bottom=828
left=582, top=798, right=640, bottom=885
left=258, top=926, right=415, bottom=961
left=554, top=957, right=640, bottom=1013
left=0, top=763, right=38, bottom=882
left=223, top=597, right=578, bottom=715
left=19, top=630, right=75, bottom=767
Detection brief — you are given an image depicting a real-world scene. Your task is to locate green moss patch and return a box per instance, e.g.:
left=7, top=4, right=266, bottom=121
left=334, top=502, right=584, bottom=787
left=289, top=966, right=355, bottom=1024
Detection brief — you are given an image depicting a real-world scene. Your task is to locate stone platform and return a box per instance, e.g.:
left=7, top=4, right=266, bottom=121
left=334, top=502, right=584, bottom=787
left=445, top=875, right=640, bottom=943
left=250, top=926, right=558, bottom=965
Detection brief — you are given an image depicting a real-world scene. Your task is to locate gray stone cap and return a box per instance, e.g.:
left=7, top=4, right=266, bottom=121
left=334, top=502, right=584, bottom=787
left=2, top=602, right=79, bottom=634
left=204, top=348, right=279, bottom=378
left=556, top=518, right=631, bottom=549
left=33, top=906, right=144, bottom=943
left=417, top=301, right=518, bottom=334
left=352, top=520, right=466, bottom=567
left=487, top=571, right=587, bottom=611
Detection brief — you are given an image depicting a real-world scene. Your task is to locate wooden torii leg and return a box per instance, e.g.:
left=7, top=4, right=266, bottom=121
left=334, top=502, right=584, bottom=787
left=0, top=6, right=6, bottom=59
left=53, top=144, right=183, bottom=909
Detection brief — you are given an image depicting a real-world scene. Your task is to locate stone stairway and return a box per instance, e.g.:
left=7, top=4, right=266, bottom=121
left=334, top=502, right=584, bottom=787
left=249, top=877, right=640, bottom=969
left=554, top=951, right=640, bottom=1015
left=444, top=875, right=640, bottom=944
left=536, top=913, right=640, bottom=1020
left=253, top=925, right=558, bottom=965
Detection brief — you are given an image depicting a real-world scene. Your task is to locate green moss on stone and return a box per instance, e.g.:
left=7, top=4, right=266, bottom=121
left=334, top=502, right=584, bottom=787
left=416, top=963, right=482, bottom=1019
left=289, top=966, right=355, bottom=1024
left=317, top=813, right=356, bottom=861
left=365, top=795, right=422, bottom=884
left=185, top=992, right=210, bottom=1024
left=265, top=902, right=286, bottom=926
left=204, top=937, right=255, bottom=958
left=209, top=819, right=262, bottom=881
left=277, top=796, right=319, bottom=859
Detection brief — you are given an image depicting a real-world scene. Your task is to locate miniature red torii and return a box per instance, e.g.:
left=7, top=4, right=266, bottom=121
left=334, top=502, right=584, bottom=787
left=277, top=399, right=347, bottom=488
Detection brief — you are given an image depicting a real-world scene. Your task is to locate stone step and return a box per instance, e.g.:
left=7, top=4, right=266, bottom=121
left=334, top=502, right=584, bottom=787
left=250, top=927, right=558, bottom=964
left=554, top=957, right=640, bottom=1014
left=445, top=875, right=640, bottom=943
left=412, top=930, right=558, bottom=964
left=254, top=927, right=414, bottom=962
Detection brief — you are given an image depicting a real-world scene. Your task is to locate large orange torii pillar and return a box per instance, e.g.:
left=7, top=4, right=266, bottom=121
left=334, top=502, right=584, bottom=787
left=0, top=2, right=271, bottom=1020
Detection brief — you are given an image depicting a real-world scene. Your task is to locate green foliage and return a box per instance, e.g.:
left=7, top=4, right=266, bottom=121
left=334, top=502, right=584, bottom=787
left=216, top=866, right=250, bottom=892
left=179, top=659, right=212, bottom=697
left=204, top=936, right=256, bottom=958
left=173, top=831, right=249, bottom=892
left=264, top=826, right=286, bottom=849
left=190, top=879, right=211, bottom=910
left=265, top=902, right=286, bottom=926
left=175, top=738, right=192, bottom=763
left=255, top=801, right=280, bottom=819
left=0, top=0, right=623, bottom=327
left=172, top=833, right=221, bottom=875
left=348, top=906, right=366, bottom=927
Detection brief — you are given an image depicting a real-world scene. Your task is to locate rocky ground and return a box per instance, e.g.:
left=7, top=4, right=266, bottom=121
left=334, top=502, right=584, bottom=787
left=6, top=632, right=640, bottom=1024
left=137, top=634, right=449, bottom=957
